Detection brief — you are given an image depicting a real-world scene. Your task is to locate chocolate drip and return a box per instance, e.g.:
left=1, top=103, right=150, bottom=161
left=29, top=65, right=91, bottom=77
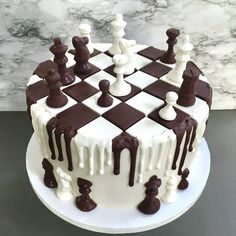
left=189, top=118, right=197, bottom=152
left=112, top=132, right=139, bottom=187
left=55, top=123, right=65, bottom=161
left=46, top=117, right=58, bottom=160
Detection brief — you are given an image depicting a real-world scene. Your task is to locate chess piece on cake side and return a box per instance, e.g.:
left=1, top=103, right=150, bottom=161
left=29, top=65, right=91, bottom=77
left=119, top=38, right=136, bottom=75
left=165, top=34, right=193, bottom=85
left=159, top=91, right=178, bottom=121
left=97, top=79, right=113, bottom=107
left=79, top=23, right=94, bottom=54
left=45, top=69, right=68, bottom=108
left=50, top=37, right=75, bottom=86
left=42, top=158, right=57, bottom=188
left=76, top=178, right=97, bottom=212
left=109, top=54, right=132, bottom=96
left=56, top=167, right=73, bottom=201
left=138, top=175, right=162, bottom=214
left=177, top=66, right=199, bottom=107
left=178, top=168, right=190, bottom=190
left=160, top=28, right=180, bottom=64
left=72, top=36, right=92, bottom=75
left=161, top=171, right=178, bottom=203
left=108, top=14, right=127, bottom=55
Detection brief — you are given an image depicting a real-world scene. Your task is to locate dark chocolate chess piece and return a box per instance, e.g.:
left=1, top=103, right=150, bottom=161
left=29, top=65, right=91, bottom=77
left=42, top=158, right=57, bottom=188
left=72, top=36, right=92, bottom=75
left=177, top=65, right=199, bottom=107
left=178, top=168, right=190, bottom=190
left=137, top=175, right=162, bottom=214
left=97, top=79, right=113, bottom=107
left=45, top=69, right=68, bottom=108
left=75, top=178, right=97, bottom=212
left=50, top=37, right=75, bottom=86
left=160, top=28, right=180, bottom=64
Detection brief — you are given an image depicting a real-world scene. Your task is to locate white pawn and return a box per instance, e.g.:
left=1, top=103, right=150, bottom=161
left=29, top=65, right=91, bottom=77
left=110, top=54, right=131, bottom=96
left=56, top=167, right=73, bottom=201
left=108, top=14, right=127, bottom=55
left=161, top=171, right=178, bottom=203
left=166, top=34, right=193, bottom=85
left=79, top=23, right=94, bottom=54
left=159, top=91, right=178, bottom=121
left=119, top=38, right=136, bottom=75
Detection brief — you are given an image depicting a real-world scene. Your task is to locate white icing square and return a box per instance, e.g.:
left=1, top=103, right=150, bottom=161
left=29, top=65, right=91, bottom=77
left=84, top=71, right=116, bottom=89
left=82, top=92, right=121, bottom=115
left=60, top=76, right=81, bottom=89
left=133, top=54, right=152, bottom=70
left=37, top=93, right=77, bottom=116
left=78, top=117, right=122, bottom=139
left=94, top=43, right=112, bottom=52
left=89, top=53, right=113, bottom=69
left=157, top=59, right=175, bottom=68
left=159, top=74, right=181, bottom=88
left=134, top=44, right=148, bottom=53
left=125, top=71, right=157, bottom=89
left=127, top=117, right=167, bottom=140
left=126, top=91, right=164, bottom=115
left=27, top=74, right=42, bottom=86
left=174, top=97, right=208, bottom=116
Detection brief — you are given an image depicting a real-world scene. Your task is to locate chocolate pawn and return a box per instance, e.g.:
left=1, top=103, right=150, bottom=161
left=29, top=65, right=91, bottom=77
left=72, top=36, right=92, bottom=75
left=177, top=65, right=199, bottom=107
left=50, top=38, right=75, bottom=86
left=42, top=158, right=57, bottom=188
left=75, top=178, right=97, bottom=212
left=97, top=80, right=113, bottom=107
left=45, top=69, right=68, bottom=108
left=178, top=168, right=190, bottom=190
left=138, top=175, right=162, bottom=214
left=160, top=28, right=180, bottom=64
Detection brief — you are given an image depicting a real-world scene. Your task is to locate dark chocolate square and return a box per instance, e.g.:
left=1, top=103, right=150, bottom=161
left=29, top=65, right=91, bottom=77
left=57, top=103, right=100, bottom=130
left=69, top=63, right=100, bottom=80
left=33, top=60, right=57, bottom=79
left=62, top=81, right=99, bottom=102
left=196, top=80, right=212, bottom=107
left=140, top=61, right=172, bottom=78
left=103, top=103, right=145, bottom=131
left=137, top=46, right=165, bottom=61
left=144, top=80, right=179, bottom=100
left=104, top=65, right=138, bottom=78
left=104, top=50, right=113, bottom=57
left=148, top=105, right=190, bottom=130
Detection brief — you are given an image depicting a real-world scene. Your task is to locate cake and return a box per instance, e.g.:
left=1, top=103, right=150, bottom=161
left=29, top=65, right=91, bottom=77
left=26, top=14, right=212, bottom=214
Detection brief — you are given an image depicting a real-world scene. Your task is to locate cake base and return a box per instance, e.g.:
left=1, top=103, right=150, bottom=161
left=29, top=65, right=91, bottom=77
left=26, top=134, right=211, bottom=234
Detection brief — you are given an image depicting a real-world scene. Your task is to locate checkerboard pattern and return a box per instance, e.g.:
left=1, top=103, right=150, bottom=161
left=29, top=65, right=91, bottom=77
left=27, top=43, right=212, bottom=139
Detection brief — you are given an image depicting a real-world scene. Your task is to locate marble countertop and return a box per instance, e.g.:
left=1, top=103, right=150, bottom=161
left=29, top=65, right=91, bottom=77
left=0, top=0, right=235, bottom=110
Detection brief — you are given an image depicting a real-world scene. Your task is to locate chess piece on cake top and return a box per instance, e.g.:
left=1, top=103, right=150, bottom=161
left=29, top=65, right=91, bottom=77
left=109, top=54, right=132, bottom=97
left=165, top=34, right=193, bottom=85
left=159, top=91, right=178, bottom=121
left=108, top=14, right=127, bottom=55
left=72, top=36, right=92, bottom=75
left=177, top=66, right=199, bottom=107
left=119, top=38, right=136, bottom=75
left=45, top=69, right=68, bottom=108
left=50, top=37, right=75, bottom=86
left=79, top=23, right=94, bottom=54
left=160, top=28, right=180, bottom=64
left=97, top=80, right=113, bottom=107
left=138, top=175, right=162, bottom=214
left=42, top=158, right=57, bottom=188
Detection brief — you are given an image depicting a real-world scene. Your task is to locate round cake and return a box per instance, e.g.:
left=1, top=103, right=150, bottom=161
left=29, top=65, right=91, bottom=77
left=26, top=17, right=212, bottom=214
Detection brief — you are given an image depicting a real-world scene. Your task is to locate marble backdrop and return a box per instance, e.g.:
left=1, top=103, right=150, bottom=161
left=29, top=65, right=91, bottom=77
left=0, top=0, right=235, bottom=110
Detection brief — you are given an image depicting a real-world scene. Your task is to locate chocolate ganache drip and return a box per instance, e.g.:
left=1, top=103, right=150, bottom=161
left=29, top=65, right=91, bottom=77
left=112, top=132, right=139, bottom=187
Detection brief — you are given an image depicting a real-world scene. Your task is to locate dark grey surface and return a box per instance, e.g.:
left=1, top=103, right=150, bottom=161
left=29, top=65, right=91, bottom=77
left=0, top=111, right=236, bottom=236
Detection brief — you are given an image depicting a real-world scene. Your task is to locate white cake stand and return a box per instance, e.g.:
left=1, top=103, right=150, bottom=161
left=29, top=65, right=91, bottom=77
left=26, top=134, right=211, bottom=234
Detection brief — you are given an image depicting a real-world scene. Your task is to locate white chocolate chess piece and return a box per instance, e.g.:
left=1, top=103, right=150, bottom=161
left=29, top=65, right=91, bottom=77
left=56, top=167, right=73, bottom=201
left=161, top=171, right=178, bottom=203
left=109, top=54, right=132, bottom=96
left=108, top=14, right=127, bottom=55
left=166, top=34, right=193, bottom=85
left=159, top=91, right=178, bottom=121
left=119, top=38, right=136, bottom=75
left=79, top=23, right=94, bottom=54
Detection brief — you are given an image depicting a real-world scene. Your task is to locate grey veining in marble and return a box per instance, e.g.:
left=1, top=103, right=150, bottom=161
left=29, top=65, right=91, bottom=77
left=0, top=0, right=235, bottom=110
